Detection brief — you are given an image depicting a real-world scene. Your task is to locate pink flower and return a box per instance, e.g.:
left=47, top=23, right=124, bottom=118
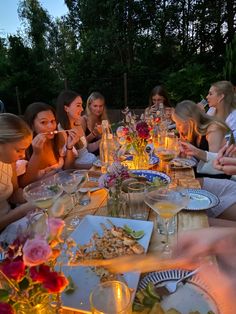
left=23, top=237, right=52, bottom=266
left=1, top=259, right=25, bottom=282
left=42, top=271, right=69, bottom=293
left=30, top=265, right=51, bottom=283
left=0, top=303, right=15, bottom=314
left=48, top=218, right=65, bottom=239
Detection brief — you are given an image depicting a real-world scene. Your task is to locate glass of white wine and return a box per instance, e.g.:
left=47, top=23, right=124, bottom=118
left=23, top=176, right=63, bottom=210
left=145, top=187, right=189, bottom=255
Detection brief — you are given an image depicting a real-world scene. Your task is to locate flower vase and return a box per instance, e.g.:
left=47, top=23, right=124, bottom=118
left=17, top=303, right=56, bottom=314
left=133, top=149, right=149, bottom=169
left=16, top=296, right=61, bottom=314
left=107, top=187, right=128, bottom=218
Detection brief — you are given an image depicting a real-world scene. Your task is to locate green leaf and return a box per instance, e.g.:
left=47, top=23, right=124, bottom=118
left=0, top=289, right=9, bottom=302
left=18, top=277, right=29, bottom=290
left=64, top=275, right=76, bottom=294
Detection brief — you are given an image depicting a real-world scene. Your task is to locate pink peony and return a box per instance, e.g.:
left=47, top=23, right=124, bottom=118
left=48, top=217, right=65, bottom=239
left=23, top=237, right=52, bottom=266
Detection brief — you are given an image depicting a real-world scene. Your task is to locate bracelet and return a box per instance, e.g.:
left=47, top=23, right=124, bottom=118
left=66, top=146, right=73, bottom=150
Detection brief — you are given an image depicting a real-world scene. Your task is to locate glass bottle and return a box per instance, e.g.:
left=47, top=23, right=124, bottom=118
left=99, top=120, right=115, bottom=170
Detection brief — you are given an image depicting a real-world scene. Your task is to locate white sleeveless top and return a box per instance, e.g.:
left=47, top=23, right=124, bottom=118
left=0, top=161, right=13, bottom=215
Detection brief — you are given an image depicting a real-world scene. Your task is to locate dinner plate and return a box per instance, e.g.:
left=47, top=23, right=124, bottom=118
left=130, top=170, right=171, bottom=185
left=184, top=188, right=219, bottom=211
left=61, top=215, right=154, bottom=312
left=170, top=157, right=197, bottom=169
left=138, top=269, right=220, bottom=314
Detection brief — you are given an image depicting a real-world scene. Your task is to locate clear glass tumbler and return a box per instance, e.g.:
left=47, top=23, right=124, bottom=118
left=90, top=281, right=132, bottom=314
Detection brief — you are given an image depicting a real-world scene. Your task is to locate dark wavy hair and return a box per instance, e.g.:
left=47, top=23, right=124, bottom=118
left=56, top=90, right=82, bottom=130
left=24, top=102, right=60, bottom=160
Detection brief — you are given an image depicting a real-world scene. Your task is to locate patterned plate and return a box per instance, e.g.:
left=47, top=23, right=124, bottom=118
left=184, top=188, right=219, bottom=211
left=130, top=170, right=171, bottom=184
left=138, top=269, right=220, bottom=314
left=170, top=157, right=197, bottom=169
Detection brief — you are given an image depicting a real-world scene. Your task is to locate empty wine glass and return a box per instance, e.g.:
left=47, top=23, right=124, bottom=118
left=145, top=187, right=189, bottom=255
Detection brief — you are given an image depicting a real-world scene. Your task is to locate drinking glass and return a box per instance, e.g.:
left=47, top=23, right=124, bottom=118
left=55, top=169, right=87, bottom=227
left=145, top=187, right=189, bottom=255
left=128, top=182, right=149, bottom=220
left=74, top=170, right=90, bottom=205
left=23, top=176, right=63, bottom=212
left=90, top=281, right=132, bottom=314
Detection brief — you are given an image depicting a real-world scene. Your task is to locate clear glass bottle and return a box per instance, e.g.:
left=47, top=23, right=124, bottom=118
left=99, top=120, right=115, bottom=170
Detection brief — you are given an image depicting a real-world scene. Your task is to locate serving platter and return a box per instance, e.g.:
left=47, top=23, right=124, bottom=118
left=184, top=188, right=219, bottom=211
left=61, top=215, right=154, bottom=312
left=138, top=269, right=219, bottom=314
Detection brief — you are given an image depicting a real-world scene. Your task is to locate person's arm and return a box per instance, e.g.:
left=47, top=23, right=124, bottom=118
left=9, top=163, right=25, bottom=204
left=64, top=128, right=81, bottom=169
left=0, top=203, right=33, bottom=231
left=18, top=134, right=47, bottom=187
left=206, top=124, right=226, bottom=152
left=180, top=141, right=207, bottom=161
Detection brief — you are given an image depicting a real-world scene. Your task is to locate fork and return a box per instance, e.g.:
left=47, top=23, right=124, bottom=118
left=155, top=268, right=199, bottom=295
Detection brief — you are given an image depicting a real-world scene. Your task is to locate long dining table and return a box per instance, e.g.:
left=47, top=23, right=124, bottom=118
left=62, top=165, right=209, bottom=314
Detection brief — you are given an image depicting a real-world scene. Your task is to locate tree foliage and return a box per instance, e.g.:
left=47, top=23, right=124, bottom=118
left=0, top=0, right=235, bottom=113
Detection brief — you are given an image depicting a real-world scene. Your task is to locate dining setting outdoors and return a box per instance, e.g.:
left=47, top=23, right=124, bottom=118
left=0, top=98, right=236, bottom=314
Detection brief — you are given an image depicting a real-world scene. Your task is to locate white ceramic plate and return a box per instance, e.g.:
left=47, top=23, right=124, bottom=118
left=61, top=215, right=154, bottom=312
left=184, top=188, right=219, bottom=211
left=138, top=269, right=220, bottom=314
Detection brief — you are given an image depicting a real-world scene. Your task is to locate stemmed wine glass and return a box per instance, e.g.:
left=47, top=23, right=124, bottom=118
left=145, top=187, right=189, bottom=255
left=54, top=169, right=87, bottom=228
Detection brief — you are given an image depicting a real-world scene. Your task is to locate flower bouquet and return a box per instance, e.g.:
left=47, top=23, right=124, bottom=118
left=116, top=107, right=151, bottom=169
left=98, top=162, right=130, bottom=217
left=0, top=217, right=69, bottom=314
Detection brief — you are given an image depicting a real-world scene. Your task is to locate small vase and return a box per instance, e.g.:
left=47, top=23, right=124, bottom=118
left=107, top=188, right=128, bottom=218
left=133, top=149, right=149, bottom=169
left=16, top=297, right=60, bottom=314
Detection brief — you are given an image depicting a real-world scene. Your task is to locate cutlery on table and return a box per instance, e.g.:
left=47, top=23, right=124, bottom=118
left=153, top=268, right=199, bottom=296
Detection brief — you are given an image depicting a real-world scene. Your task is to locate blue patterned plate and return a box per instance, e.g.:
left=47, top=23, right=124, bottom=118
left=184, top=188, right=219, bottom=211
left=130, top=170, right=170, bottom=185
left=137, top=269, right=220, bottom=314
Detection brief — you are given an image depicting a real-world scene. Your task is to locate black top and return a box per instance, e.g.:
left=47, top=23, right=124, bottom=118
left=194, top=135, right=231, bottom=180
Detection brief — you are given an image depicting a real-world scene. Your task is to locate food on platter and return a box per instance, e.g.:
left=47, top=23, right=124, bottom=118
left=69, top=219, right=145, bottom=282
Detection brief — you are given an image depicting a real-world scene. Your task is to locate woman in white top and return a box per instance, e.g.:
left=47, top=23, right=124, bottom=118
left=206, top=80, right=236, bottom=138
left=18, top=102, right=80, bottom=187
left=0, top=113, right=33, bottom=231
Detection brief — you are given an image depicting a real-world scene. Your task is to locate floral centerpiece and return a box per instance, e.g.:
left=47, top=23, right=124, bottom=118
left=116, top=107, right=151, bottom=169
left=98, top=162, right=130, bottom=217
left=0, top=217, right=69, bottom=314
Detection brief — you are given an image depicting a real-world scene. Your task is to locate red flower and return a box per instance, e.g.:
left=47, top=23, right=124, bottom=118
left=0, top=302, right=15, bottom=314
left=1, top=259, right=25, bottom=282
left=136, top=121, right=150, bottom=139
left=30, top=265, right=51, bottom=283
left=42, top=271, right=68, bottom=293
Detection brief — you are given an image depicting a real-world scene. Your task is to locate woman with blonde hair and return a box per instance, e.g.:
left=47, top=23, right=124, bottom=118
left=81, top=91, right=108, bottom=156
left=206, top=80, right=236, bottom=138
left=0, top=113, right=33, bottom=233
left=172, top=100, right=232, bottom=178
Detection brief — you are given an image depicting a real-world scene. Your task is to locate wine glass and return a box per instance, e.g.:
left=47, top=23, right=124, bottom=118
left=55, top=169, right=87, bottom=228
left=23, top=176, right=63, bottom=212
left=145, top=187, right=189, bottom=255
